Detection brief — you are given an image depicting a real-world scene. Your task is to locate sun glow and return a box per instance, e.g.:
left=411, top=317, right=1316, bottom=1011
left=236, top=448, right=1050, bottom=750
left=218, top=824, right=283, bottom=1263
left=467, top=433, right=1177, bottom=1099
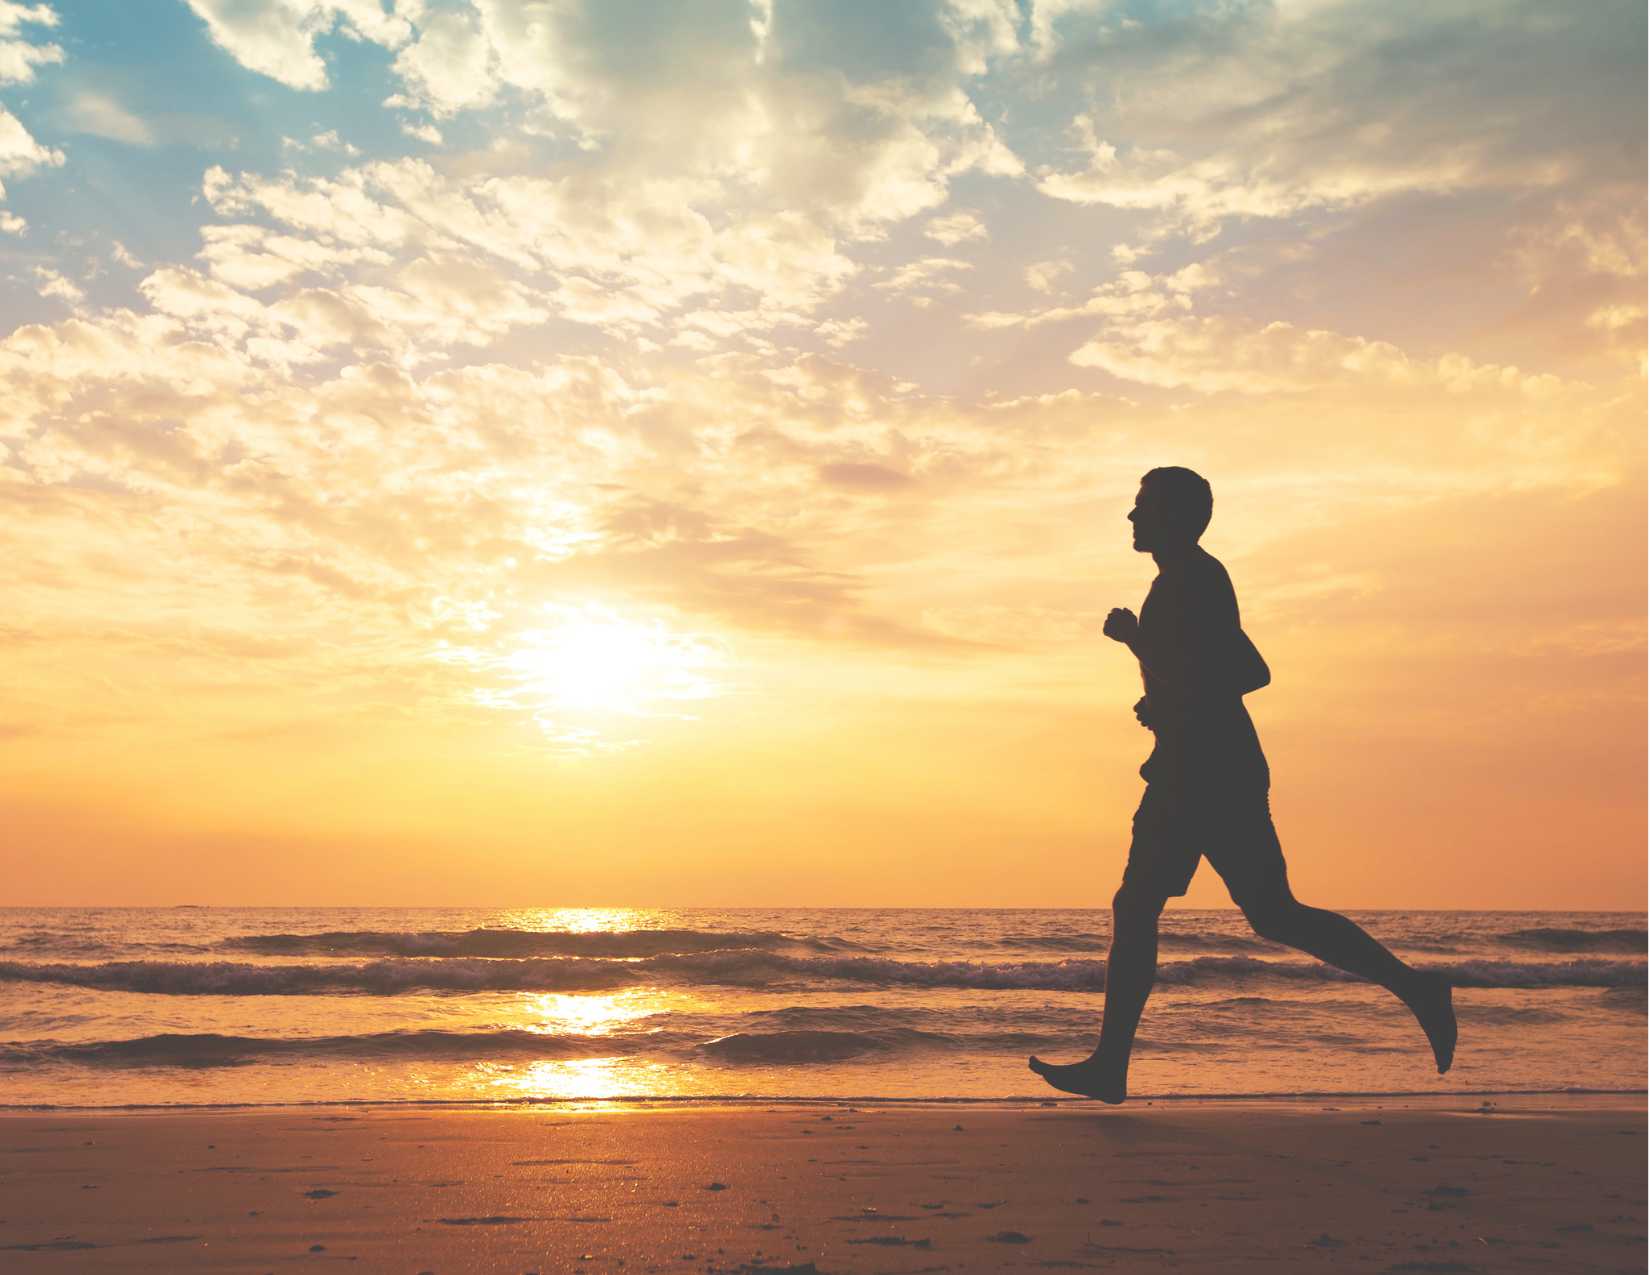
left=438, top=602, right=729, bottom=752
left=505, top=603, right=725, bottom=717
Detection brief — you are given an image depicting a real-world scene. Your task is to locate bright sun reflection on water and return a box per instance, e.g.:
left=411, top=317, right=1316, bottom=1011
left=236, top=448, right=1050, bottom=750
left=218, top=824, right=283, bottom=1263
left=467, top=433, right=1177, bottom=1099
left=449, top=975, right=705, bottom=1103
left=478, top=1056, right=677, bottom=1102
left=520, top=991, right=659, bottom=1035
left=500, top=907, right=661, bottom=934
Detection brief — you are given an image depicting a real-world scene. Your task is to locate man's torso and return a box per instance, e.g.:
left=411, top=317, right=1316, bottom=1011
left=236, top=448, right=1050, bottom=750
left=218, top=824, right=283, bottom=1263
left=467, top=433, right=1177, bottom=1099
left=1138, top=550, right=1268, bottom=790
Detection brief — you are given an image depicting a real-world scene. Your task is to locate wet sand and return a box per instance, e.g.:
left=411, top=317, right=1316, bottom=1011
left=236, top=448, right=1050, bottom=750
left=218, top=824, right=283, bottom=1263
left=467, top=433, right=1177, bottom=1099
left=0, top=1095, right=1642, bottom=1272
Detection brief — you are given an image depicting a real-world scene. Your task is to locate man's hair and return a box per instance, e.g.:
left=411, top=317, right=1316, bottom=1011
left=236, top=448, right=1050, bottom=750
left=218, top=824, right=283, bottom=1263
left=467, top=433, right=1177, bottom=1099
left=1141, top=466, right=1213, bottom=540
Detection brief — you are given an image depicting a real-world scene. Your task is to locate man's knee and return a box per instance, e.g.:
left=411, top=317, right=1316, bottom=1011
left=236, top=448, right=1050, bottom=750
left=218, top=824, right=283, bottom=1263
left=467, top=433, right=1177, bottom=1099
left=1240, top=890, right=1300, bottom=942
left=1112, top=881, right=1167, bottom=935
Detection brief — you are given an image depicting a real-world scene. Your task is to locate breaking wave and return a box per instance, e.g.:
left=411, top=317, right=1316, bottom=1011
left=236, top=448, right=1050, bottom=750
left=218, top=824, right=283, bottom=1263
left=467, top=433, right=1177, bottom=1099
left=1498, top=927, right=1646, bottom=954
left=217, top=927, right=855, bottom=958
left=998, top=931, right=1275, bottom=954
left=1, top=1024, right=1038, bottom=1070
left=0, top=1028, right=694, bottom=1069
left=0, top=959, right=639, bottom=995
left=699, top=1028, right=951, bottom=1063
left=3, top=952, right=1641, bottom=996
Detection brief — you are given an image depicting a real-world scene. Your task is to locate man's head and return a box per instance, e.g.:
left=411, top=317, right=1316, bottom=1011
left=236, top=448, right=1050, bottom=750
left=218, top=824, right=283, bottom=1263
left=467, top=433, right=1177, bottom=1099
left=1129, top=466, right=1212, bottom=553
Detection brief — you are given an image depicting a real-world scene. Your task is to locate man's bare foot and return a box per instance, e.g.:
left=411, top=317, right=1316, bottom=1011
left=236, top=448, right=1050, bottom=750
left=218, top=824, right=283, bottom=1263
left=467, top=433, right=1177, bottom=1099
left=1028, top=1055, right=1126, bottom=1103
left=1405, top=972, right=1457, bottom=1074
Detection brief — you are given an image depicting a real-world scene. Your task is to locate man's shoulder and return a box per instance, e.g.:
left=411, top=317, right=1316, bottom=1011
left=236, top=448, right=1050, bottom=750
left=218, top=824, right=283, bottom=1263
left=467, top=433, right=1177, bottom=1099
left=1182, top=548, right=1234, bottom=590
left=1182, top=549, right=1239, bottom=612
left=1191, top=547, right=1230, bottom=577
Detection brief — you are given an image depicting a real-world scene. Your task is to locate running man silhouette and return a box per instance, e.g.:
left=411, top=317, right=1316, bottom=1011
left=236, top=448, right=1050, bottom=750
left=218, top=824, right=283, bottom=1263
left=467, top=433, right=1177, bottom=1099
left=1029, top=467, right=1457, bottom=1102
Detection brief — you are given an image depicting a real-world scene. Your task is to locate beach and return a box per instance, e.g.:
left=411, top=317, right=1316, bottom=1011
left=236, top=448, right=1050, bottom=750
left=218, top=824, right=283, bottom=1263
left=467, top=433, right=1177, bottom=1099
left=0, top=1095, right=1642, bottom=1272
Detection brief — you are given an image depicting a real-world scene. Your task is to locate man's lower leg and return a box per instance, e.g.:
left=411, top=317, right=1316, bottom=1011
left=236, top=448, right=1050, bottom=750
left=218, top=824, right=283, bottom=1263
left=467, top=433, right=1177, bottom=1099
left=1253, top=900, right=1414, bottom=994
left=1092, top=906, right=1162, bottom=1080
left=1030, top=892, right=1163, bottom=1101
left=1249, top=897, right=1456, bottom=1073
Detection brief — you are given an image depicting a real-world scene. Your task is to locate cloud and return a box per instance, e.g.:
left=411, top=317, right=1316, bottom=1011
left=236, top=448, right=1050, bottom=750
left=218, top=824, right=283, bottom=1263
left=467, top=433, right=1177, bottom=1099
left=61, top=90, right=155, bottom=145
left=1037, top=111, right=1500, bottom=239
left=199, top=157, right=858, bottom=337
left=384, top=0, right=1022, bottom=240
left=1069, top=313, right=1574, bottom=398
left=815, top=316, right=867, bottom=348
left=1507, top=192, right=1649, bottom=372
left=1023, top=258, right=1071, bottom=294
left=181, top=0, right=412, bottom=91
left=925, top=208, right=986, bottom=245
left=196, top=221, right=395, bottom=291
left=147, top=3, right=1029, bottom=368
left=521, top=494, right=979, bottom=652
left=388, top=1, right=496, bottom=115
left=874, top=254, right=972, bottom=299
left=32, top=265, right=83, bottom=304
left=1033, top=2, right=1644, bottom=239
left=819, top=460, right=915, bottom=491
left=283, top=129, right=362, bottom=157
left=399, top=119, right=443, bottom=146
left=968, top=262, right=1214, bottom=330
left=0, top=103, right=62, bottom=197
left=0, top=0, right=60, bottom=85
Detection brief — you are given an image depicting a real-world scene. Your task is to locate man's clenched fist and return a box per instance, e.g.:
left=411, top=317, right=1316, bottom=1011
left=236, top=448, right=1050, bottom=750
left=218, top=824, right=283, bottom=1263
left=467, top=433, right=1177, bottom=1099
left=1103, top=607, right=1139, bottom=645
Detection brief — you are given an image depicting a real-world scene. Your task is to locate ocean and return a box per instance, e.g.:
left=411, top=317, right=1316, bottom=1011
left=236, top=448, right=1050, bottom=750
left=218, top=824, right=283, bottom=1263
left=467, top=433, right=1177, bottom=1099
left=0, top=908, right=1643, bottom=1109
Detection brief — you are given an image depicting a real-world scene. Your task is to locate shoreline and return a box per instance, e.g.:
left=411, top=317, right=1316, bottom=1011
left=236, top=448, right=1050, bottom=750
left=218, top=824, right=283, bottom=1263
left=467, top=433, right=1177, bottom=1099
left=2, top=1085, right=1644, bottom=1115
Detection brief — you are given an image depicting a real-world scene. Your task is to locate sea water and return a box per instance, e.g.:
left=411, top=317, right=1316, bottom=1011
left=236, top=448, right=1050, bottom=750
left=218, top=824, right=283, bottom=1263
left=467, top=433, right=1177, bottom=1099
left=0, top=907, right=1643, bottom=1108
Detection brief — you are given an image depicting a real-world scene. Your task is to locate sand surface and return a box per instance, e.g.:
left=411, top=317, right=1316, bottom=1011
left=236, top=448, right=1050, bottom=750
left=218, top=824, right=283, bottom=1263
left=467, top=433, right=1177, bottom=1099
left=0, top=1095, right=1642, bottom=1272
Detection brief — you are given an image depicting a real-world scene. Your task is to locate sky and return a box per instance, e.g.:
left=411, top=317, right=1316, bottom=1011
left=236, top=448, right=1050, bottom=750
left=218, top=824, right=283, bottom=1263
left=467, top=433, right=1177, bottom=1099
left=0, top=0, right=1644, bottom=908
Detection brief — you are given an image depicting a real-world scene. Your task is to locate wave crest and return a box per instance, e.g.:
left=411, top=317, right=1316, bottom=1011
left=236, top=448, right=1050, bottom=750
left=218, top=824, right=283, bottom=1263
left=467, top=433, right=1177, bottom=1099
left=1499, top=927, right=1647, bottom=954
left=219, top=927, right=839, bottom=958
left=699, top=1028, right=948, bottom=1063
left=3, top=952, right=1642, bottom=997
left=0, top=1028, right=694, bottom=1069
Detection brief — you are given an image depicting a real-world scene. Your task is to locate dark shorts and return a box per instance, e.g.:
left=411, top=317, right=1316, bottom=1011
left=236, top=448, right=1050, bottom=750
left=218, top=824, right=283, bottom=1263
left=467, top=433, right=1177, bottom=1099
left=1121, top=777, right=1289, bottom=908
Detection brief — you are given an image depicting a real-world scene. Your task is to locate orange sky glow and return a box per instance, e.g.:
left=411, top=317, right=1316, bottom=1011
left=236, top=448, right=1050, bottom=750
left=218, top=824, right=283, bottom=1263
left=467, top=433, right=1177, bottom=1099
left=1, top=1, right=1644, bottom=908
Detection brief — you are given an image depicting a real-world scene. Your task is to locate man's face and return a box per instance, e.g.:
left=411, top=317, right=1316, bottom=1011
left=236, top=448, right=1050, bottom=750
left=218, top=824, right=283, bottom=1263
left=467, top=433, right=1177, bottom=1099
left=1127, top=482, right=1168, bottom=553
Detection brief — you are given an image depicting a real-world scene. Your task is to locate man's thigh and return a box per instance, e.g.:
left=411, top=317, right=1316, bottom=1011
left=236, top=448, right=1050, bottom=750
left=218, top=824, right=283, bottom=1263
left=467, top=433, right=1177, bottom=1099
left=1202, top=792, right=1290, bottom=912
left=1120, top=782, right=1202, bottom=900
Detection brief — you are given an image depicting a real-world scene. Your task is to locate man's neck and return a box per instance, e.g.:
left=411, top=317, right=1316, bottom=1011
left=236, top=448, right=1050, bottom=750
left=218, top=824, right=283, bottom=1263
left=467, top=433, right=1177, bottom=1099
left=1150, top=542, right=1199, bottom=571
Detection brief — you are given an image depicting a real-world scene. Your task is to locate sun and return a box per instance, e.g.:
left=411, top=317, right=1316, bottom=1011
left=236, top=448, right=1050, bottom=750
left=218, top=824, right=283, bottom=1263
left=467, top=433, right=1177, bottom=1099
left=503, top=602, right=725, bottom=719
